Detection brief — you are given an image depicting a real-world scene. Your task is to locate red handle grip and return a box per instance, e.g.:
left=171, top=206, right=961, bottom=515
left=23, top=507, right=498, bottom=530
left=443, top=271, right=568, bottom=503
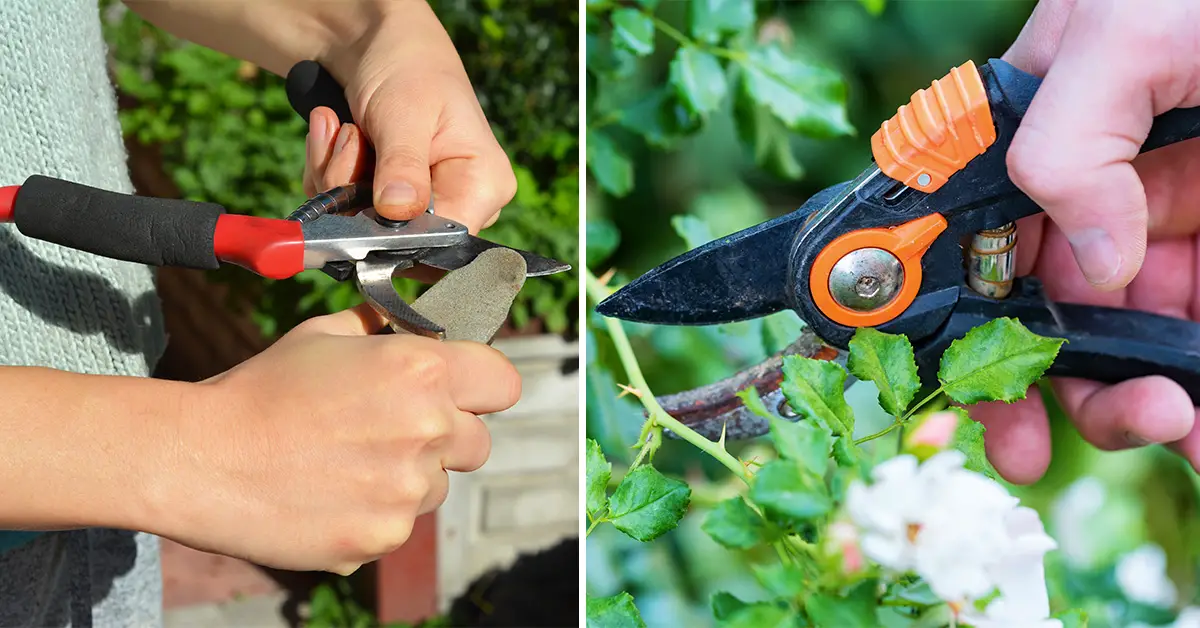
left=213, top=214, right=305, bottom=279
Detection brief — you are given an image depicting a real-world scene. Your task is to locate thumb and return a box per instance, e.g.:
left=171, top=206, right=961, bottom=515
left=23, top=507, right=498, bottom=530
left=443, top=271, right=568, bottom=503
left=361, top=84, right=436, bottom=221
left=1004, top=2, right=1153, bottom=289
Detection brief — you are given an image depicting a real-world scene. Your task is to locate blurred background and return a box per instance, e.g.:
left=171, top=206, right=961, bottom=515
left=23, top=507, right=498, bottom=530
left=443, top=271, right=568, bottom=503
left=98, top=0, right=578, bottom=626
left=586, top=1, right=1200, bottom=627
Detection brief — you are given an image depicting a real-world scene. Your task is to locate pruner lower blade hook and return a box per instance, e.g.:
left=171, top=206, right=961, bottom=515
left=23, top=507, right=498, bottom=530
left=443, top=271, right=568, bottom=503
left=354, top=257, right=445, bottom=339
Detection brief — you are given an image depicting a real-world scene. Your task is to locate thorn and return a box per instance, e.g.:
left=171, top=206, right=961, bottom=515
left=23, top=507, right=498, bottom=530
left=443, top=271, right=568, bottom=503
left=598, top=268, right=616, bottom=286
left=718, top=422, right=728, bottom=450
left=616, top=383, right=644, bottom=399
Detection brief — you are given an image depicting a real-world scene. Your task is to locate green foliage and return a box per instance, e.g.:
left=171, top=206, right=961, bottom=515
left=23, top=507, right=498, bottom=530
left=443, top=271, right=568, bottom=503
left=949, top=407, right=996, bottom=478
left=587, top=438, right=614, bottom=516
left=847, top=328, right=920, bottom=417
left=587, top=592, right=648, bottom=628
left=586, top=0, right=855, bottom=197
left=101, top=0, right=577, bottom=338
left=938, top=317, right=1066, bottom=405
left=608, top=466, right=692, bottom=542
left=804, top=581, right=878, bottom=627
left=749, top=458, right=832, bottom=520
left=780, top=356, right=855, bottom=436
left=306, top=578, right=445, bottom=628
left=702, top=497, right=776, bottom=550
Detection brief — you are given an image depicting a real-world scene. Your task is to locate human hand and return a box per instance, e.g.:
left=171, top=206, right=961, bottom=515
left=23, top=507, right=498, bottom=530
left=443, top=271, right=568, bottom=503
left=972, top=0, right=1200, bottom=483
left=309, top=1, right=516, bottom=233
left=154, top=305, right=520, bottom=575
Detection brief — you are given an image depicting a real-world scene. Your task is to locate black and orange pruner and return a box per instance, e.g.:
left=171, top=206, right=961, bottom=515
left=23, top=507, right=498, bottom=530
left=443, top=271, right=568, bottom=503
left=598, top=58, right=1200, bottom=439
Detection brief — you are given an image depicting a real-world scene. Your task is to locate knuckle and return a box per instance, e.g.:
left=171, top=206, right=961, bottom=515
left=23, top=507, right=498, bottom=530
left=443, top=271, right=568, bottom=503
left=1006, top=133, right=1074, bottom=204
left=384, top=345, right=449, bottom=388
left=411, top=410, right=455, bottom=445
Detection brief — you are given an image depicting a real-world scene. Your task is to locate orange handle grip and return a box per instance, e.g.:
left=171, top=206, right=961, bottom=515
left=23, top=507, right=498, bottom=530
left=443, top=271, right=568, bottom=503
left=871, top=61, right=997, bottom=193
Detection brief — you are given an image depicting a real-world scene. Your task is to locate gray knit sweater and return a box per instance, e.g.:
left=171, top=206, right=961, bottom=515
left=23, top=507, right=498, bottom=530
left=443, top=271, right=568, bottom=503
left=0, top=0, right=167, bottom=625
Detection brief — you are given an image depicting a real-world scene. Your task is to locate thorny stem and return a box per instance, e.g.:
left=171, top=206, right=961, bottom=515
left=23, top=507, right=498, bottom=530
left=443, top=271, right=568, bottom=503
left=586, top=270, right=753, bottom=483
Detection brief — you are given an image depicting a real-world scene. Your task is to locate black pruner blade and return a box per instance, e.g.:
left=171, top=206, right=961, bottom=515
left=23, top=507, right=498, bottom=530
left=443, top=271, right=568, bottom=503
left=596, top=181, right=848, bottom=325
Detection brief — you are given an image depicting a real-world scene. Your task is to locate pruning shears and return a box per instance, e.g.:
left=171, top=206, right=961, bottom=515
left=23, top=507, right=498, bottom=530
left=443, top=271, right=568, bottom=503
left=0, top=62, right=569, bottom=338
left=598, top=58, right=1200, bottom=440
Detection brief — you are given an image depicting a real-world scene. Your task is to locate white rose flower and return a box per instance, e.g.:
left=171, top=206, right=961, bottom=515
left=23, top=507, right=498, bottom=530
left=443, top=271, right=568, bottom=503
left=1115, top=544, right=1178, bottom=608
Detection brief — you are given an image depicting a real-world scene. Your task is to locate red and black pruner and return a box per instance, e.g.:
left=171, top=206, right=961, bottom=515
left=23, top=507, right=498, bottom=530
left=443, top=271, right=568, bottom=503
left=0, top=62, right=569, bottom=338
left=598, top=58, right=1200, bottom=440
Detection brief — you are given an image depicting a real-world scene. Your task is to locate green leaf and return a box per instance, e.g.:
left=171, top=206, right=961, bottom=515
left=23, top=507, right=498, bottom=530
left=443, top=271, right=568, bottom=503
left=750, top=459, right=831, bottom=519
left=611, top=8, right=655, bottom=57
left=859, top=0, right=886, bottom=16
left=711, top=592, right=751, bottom=622
left=671, top=214, right=714, bottom=250
left=586, top=219, right=621, bottom=268
left=702, top=497, right=774, bottom=549
left=719, top=603, right=793, bottom=628
left=586, top=592, right=647, bottom=628
left=805, top=580, right=878, bottom=628
left=1052, top=609, right=1088, bottom=628
left=948, top=408, right=996, bottom=477
left=586, top=439, right=612, bottom=516
left=847, top=328, right=920, bottom=417
left=761, top=312, right=805, bottom=355
left=587, top=130, right=634, bottom=197
left=832, top=436, right=859, bottom=468
left=883, top=580, right=940, bottom=607
left=740, top=46, right=854, bottom=138
left=618, top=88, right=701, bottom=148
left=769, top=416, right=832, bottom=474
left=607, top=465, right=691, bottom=541
left=734, top=90, right=804, bottom=180
left=938, top=318, right=1065, bottom=405
left=751, top=562, right=806, bottom=598
left=690, top=0, right=756, bottom=44
left=669, top=47, right=727, bottom=116
left=781, top=356, right=855, bottom=435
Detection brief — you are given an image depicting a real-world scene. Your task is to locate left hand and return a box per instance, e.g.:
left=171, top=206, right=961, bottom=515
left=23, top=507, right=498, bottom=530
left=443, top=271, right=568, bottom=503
left=306, top=2, right=515, bottom=233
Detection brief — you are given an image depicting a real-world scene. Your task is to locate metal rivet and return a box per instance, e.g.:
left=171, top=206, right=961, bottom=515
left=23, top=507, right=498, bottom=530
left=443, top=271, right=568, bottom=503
left=829, top=248, right=904, bottom=312
left=917, top=173, right=932, bottom=187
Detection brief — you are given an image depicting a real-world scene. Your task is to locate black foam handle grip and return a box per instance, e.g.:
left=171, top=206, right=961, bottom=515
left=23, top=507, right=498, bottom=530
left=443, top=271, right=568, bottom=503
left=12, top=176, right=225, bottom=269
left=285, top=61, right=354, bottom=125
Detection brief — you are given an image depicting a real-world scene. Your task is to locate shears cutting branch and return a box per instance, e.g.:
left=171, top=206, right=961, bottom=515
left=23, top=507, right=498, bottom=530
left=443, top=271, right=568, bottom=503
left=598, top=59, right=1200, bottom=439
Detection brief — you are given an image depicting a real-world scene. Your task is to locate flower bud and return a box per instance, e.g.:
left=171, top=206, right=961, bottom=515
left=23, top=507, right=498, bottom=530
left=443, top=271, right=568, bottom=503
left=821, top=518, right=867, bottom=580
left=902, top=410, right=961, bottom=461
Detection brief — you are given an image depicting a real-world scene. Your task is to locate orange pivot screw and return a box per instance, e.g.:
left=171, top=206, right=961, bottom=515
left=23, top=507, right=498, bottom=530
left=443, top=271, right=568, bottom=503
left=809, top=213, right=948, bottom=328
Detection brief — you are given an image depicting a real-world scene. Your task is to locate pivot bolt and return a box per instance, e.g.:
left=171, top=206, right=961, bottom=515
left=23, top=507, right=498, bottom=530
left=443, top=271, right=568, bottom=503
left=828, top=248, right=904, bottom=312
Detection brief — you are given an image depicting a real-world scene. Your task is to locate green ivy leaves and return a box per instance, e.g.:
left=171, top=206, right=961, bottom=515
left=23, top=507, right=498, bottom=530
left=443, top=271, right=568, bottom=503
left=740, top=46, right=855, bottom=138
left=670, top=48, right=728, bottom=116
left=611, top=9, right=655, bottom=56
left=939, top=318, right=1066, bottom=404
left=586, top=2, right=854, bottom=197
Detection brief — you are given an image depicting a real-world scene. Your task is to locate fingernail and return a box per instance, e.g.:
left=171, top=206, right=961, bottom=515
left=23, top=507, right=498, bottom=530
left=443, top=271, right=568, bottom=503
left=334, top=126, right=352, bottom=154
left=1125, top=431, right=1152, bottom=447
left=313, top=118, right=330, bottom=149
left=1067, top=228, right=1122, bottom=285
left=379, top=181, right=418, bottom=208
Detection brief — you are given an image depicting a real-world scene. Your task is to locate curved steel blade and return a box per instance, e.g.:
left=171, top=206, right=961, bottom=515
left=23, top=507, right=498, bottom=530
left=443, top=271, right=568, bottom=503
left=597, top=182, right=849, bottom=325
left=356, top=257, right=446, bottom=339
left=418, top=235, right=571, bottom=277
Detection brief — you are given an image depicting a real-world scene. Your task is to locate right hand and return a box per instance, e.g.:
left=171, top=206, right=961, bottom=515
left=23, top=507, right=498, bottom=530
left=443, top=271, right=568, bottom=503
left=155, top=304, right=519, bottom=575
left=972, top=0, right=1200, bottom=484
